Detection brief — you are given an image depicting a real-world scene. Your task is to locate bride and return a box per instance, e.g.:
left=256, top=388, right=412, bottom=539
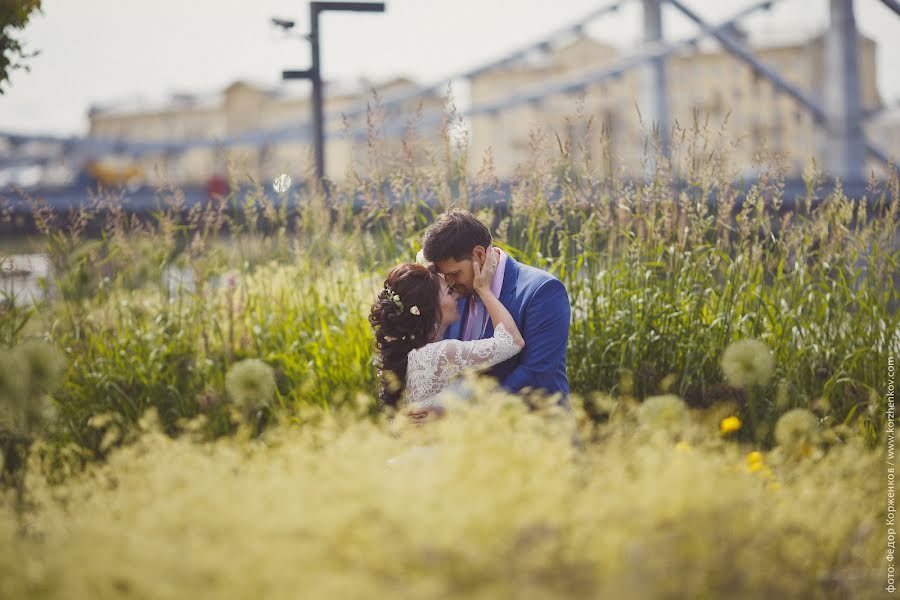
left=368, top=248, right=525, bottom=423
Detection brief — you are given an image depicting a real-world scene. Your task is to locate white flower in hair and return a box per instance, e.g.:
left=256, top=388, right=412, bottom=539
left=410, top=305, right=421, bottom=316
left=415, top=249, right=432, bottom=268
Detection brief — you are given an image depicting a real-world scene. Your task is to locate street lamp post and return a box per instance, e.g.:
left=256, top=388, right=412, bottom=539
left=281, top=2, right=386, bottom=184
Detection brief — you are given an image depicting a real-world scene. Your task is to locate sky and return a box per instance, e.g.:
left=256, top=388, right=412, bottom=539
left=1, top=0, right=898, bottom=136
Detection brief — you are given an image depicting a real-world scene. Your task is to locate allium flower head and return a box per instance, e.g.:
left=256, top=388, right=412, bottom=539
left=774, top=408, right=819, bottom=449
left=721, top=339, right=775, bottom=388
left=225, top=359, right=276, bottom=410
left=636, top=394, right=689, bottom=432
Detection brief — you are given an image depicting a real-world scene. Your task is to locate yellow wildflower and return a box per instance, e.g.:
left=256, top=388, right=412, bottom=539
left=675, top=440, right=692, bottom=453
left=719, top=416, right=742, bottom=435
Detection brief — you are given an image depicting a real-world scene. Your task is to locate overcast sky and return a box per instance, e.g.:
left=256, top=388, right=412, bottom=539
left=1, top=0, right=898, bottom=136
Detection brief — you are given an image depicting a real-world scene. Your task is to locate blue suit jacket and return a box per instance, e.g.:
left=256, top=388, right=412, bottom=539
left=444, top=255, right=570, bottom=400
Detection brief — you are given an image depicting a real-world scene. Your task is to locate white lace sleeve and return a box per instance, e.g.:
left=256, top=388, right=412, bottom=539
left=405, top=323, right=522, bottom=406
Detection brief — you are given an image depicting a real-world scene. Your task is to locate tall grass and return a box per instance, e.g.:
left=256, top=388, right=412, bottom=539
left=0, top=99, right=896, bottom=460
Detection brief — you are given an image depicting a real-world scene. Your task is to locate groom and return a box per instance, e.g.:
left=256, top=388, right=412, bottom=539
left=418, top=209, right=570, bottom=414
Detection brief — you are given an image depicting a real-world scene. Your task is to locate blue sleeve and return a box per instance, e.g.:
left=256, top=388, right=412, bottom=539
left=501, top=278, right=570, bottom=393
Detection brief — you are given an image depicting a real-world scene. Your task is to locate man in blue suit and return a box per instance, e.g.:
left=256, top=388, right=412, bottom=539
left=421, top=209, right=570, bottom=407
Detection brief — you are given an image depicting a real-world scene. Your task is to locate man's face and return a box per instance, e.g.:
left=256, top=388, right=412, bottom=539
left=434, top=246, right=486, bottom=296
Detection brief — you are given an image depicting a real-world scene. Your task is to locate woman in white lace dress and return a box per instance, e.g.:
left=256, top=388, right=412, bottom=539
left=368, top=249, right=524, bottom=422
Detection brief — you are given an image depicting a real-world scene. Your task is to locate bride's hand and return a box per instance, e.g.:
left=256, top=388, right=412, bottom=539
left=472, top=247, right=498, bottom=295
left=406, top=404, right=446, bottom=426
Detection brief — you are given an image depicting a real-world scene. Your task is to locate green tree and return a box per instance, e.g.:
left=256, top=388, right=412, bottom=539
left=1, top=0, right=42, bottom=94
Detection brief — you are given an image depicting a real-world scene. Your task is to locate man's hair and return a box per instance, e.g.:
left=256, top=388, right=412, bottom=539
left=422, top=209, right=492, bottom=263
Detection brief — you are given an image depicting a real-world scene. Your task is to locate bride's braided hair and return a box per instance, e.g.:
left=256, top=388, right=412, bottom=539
left=368, top=263, right=441, bottom=408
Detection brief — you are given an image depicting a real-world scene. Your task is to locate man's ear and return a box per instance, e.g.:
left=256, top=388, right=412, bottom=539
left=471, top=246, right=486, bottom=262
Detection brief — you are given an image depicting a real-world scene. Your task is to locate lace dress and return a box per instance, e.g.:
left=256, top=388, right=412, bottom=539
left=404, top=323, right=522, bottom=408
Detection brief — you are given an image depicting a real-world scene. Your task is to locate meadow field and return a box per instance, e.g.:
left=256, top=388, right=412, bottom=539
left=0, top=113, right=897, bottom=598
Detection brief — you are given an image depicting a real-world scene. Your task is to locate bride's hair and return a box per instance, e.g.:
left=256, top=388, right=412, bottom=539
left=368, top=263, right=442, bottom=408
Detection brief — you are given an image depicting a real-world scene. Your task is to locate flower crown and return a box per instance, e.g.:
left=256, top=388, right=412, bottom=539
left=379, top=284, right=421, bottom=343
left=380, top=285, right=420, bottom=317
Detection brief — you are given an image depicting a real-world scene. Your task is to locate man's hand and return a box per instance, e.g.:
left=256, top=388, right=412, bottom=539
left=405, top=404, right=446, bottom=426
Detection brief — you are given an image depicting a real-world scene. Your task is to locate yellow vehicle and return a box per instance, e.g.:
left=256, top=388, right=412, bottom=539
left=86, top=161, right=143, bottom=186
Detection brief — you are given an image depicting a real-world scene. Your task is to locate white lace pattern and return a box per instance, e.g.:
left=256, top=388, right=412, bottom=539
left=405, top=323, right=522, bottom=407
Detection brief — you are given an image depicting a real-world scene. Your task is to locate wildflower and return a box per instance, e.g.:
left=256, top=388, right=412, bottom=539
left=720, top=339, right=775, bottom=387
left=746, top=451, right=764, bottom=472
left=774, top=408, right=820, bottom=452
left=719, top=415, right=742, bottom=435
left=225, top=359, right=276, bottom=410
left=636, top=394, right=689, bottom=432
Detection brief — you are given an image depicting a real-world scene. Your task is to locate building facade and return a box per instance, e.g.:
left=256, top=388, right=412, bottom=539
left=88, top=78, right=447, bottom=186
left=467, top=30, right=894, bottom=180
left=87, top=30, right=898, bottom=187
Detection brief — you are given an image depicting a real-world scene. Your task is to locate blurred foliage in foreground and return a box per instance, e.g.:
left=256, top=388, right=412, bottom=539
left=0, top=386, right=884, bottom=599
